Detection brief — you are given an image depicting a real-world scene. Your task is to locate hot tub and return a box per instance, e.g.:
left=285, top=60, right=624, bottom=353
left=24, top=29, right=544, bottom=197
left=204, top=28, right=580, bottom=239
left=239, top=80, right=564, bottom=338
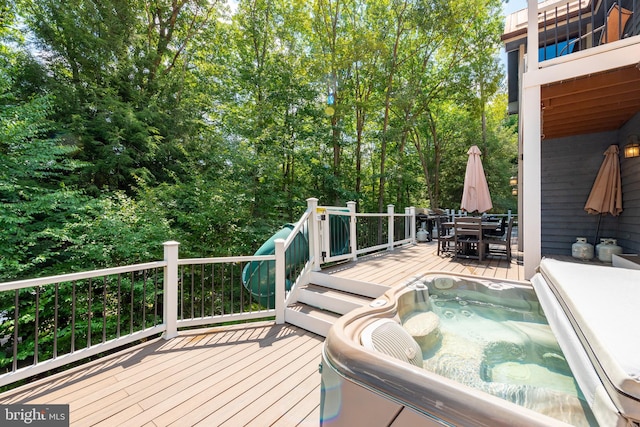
left=320, top=259, right=640, bottom=426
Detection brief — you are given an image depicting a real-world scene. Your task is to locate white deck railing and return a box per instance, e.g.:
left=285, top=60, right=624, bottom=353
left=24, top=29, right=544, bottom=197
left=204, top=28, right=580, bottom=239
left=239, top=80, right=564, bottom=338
left=314, top=202, right=416, bottom=265
left=0, top=205, right=319, bottom=387
left=0, top=198, right=516, bottom=387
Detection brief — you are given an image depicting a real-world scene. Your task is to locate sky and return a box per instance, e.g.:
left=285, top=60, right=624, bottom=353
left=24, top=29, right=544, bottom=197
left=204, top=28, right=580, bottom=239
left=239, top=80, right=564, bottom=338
left=504, top=0, right=529, bottom=16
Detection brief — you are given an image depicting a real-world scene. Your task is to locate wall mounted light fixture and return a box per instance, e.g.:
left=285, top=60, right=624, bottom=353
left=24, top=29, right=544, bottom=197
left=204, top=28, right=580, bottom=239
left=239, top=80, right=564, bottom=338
left=509, top=176, right=518, bottom=186
left=624, top=135, right=640, bottom=158
left=511, top=188, right=518, bottom=196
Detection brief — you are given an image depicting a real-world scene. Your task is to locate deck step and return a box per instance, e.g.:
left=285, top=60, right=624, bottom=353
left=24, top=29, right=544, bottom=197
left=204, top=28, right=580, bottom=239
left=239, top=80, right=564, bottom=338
left=285, top=273, right=386, bottom=337
left=297, top=283, right=373, bottom=315
left=308, top=271, right=388, bottom=298
left=285, top=303, right=341, bottom=337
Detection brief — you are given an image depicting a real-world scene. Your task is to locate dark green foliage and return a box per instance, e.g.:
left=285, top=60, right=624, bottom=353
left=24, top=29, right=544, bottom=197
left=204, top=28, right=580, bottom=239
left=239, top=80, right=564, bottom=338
left=0, top=87, right=86, bottom=280
left=0, top=0, right=517, bottom=276
left=0, top=0, right=517, bottom=378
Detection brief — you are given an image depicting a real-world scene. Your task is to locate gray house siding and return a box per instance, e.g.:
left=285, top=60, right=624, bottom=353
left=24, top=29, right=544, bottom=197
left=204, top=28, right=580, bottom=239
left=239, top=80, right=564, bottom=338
left=541, top=111, right=640, bottom=257
left=618, top=113, right=640, bottom=254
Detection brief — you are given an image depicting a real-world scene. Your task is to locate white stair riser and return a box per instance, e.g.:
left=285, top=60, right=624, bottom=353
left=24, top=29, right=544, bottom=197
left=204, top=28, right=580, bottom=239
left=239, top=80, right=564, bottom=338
left=284, top=308, right=332, bottom=337
left=308, top=272, right=387, bottom=298
left=297, top=288, right=363, bottom=315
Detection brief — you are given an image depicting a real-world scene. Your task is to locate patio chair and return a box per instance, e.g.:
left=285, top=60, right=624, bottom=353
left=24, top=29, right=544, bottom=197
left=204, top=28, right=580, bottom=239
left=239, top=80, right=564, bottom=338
left=484, top=217, right=514, bottom=263
left=436, top=217, right=455, bottom=256
left=482, top=216, right=505, bottom=237
left=453, top=217, right=484, bottom=260
left=601, top=4, right=633, bottom=44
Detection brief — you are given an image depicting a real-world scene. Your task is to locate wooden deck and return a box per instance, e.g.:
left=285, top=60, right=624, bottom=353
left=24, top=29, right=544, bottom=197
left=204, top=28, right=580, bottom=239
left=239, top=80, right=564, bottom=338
left=0, top=242, right=525, bottom=426
left=0, top=322, right=324, bottom=427
left=322, top=240, right=526, bottom=284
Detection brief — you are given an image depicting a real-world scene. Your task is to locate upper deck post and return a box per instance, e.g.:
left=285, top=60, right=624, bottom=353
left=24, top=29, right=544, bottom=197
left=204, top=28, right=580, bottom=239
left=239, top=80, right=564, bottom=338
left=522, top=0, right=542, bottom=279
left=163, top=241, right=180, bottom=339
left=406, top=206, right=416, bottom=243
left=387, top=204, right=395, bottom=250
left=527, top=0, right=539, bottom=72
left=347, top=201, right=357, bottom=261
left=274, top=238, right=285, bottom=324
left=306, top=198, right=321, bottom=271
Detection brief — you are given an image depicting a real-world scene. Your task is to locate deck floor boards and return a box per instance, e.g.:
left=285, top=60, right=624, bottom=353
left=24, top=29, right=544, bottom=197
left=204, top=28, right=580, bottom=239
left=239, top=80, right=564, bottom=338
left=0, top=241, right=527, bottom=426
left=322, top=240, right=526, bottom=285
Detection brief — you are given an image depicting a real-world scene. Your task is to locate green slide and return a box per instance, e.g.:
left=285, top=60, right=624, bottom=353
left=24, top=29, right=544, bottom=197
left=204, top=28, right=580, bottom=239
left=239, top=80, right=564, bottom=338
left=241, top=224, right=309, bottom=309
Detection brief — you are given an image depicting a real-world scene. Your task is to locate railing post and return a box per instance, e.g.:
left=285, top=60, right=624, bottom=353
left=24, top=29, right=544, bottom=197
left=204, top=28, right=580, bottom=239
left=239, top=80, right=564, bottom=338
left=347, top=201, right=357, bottom=261
left=527, top=0, right=539, bottom=72
left=307, top=198, right=321, bottom=271
left=274, top=238, right=286, bottom=324
left=408, top=206, right=416, bottom=243
left=387, top=204, right=394, bottom=250
left=163, top=241, right=180, bottom=339
left=405, top=207, right=410, bottom=240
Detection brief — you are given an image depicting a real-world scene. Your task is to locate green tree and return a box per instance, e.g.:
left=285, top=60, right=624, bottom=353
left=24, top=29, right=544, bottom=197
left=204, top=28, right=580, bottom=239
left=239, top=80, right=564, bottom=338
left=0, top=84, right=85, bottom=280
left=18, top=0, right=222, bottom=193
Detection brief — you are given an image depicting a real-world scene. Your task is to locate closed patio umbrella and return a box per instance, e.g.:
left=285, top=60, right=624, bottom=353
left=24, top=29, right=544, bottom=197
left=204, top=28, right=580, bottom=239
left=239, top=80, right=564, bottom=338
left=461, top=145, right=493, bottom=213
left=584, top=144, right=622, bottom=244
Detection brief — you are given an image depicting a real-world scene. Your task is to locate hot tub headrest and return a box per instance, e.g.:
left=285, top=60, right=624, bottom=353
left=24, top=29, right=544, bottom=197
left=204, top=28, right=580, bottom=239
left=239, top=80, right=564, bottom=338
left=360, top=318, right=423, bottom=367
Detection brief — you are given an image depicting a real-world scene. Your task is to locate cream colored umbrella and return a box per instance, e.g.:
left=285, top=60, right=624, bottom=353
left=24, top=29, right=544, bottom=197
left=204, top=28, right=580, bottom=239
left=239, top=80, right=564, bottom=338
left=584, top=144, right=623, bottom=244
left=461, top=145, right=493, bottom=213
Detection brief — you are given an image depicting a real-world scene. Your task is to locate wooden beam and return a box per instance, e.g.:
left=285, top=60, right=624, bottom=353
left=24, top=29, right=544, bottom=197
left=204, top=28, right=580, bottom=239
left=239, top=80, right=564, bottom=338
left=543, top=87, right=640, bottom=111
left=544, top=121, right=626, bottom=139
left=542, top=101, right=640, bottom=124
left=541, top=66, right=640, bottom=101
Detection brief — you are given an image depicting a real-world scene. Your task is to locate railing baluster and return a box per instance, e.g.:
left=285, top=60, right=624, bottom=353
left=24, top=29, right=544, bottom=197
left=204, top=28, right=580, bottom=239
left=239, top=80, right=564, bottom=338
left=54, top=283, right=59, bottom=359
left=87, top=278, right=92, bottom=348
left=190, top=265, right=195, bottom=319
left=543, top=10, right=548, bottom=61
left=34, top=287, right=39, bottom=365
left=179, top=265, right=184, bottom=320
left=142, top=270, right=147, bottom=330
left=243, top=261, right=251, bottom=311
left=231, top=263, right=235, bottom=315
left=129, top=272, right=134, bottom=335
left=117, top=274, right=121, bottom=338
left=154, top=268, right=158, bottom=326
left=200, top=264, right=205, bottom=318
left=103, top=276, right=107, bottom=343
left=578, top=2, right=583, bottom=51
left=211, top=264, right=216, bottom=316
left=565, top=3, right=570, bottom=54
left=604, top=0, right=609, bottom=43
left=591, top=1, right=596, bottom=47
left=12, top=290, right=18, bottom=372
left=239, top=262, right=245, bottom=313
left=554, top=7, right=559, bottom=58
left=71, top=281, right=76, bottom=353
left=634, top=0, right=637, bottom=38
left=221, top=263, right=225, bottom=315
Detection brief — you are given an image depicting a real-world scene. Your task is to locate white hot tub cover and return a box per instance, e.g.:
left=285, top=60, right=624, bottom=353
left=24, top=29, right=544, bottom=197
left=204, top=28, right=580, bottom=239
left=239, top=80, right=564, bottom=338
left=536, top=258, right=640, bottom=421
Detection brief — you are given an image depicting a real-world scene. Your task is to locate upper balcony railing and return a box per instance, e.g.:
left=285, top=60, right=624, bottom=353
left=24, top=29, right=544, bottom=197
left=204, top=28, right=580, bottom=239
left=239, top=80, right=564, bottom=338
left=531, top=0, right=639, bottom=64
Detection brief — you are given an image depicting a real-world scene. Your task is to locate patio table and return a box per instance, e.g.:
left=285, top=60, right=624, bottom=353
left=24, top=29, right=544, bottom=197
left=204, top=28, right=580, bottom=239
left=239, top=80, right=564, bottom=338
left=442, top=221, right=501, bottom=259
